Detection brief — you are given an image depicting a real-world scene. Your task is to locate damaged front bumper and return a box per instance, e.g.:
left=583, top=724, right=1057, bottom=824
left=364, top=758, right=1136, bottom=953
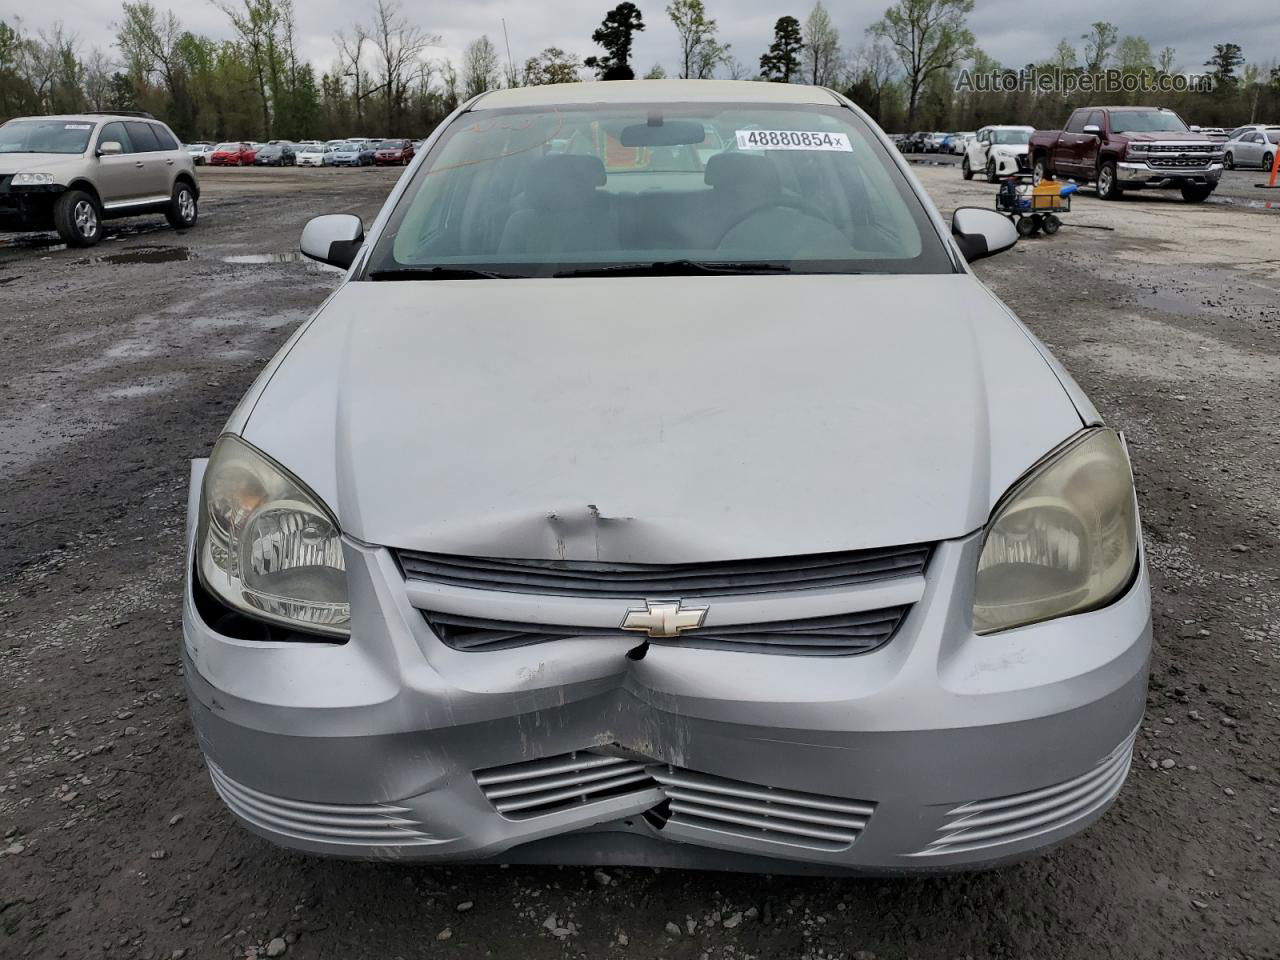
left=182, top=461, right=1152, bottom=873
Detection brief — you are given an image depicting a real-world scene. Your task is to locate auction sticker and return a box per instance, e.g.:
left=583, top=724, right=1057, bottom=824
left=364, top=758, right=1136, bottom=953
left=65, top=123, right=93, bottom=130
left=735, top=130, right=852, bottom=151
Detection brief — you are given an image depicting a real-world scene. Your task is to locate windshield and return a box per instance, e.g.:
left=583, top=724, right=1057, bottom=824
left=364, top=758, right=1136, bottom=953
left=339, top=142, right=362, bottom=151
left=0, top=119, right=95, bottom=155
left=1110, top=111, right=1189, bottom=134
left=378, top=140, right=403, bottom=149
left=215, top=143, right=239, bottom=151
left=992, top=129, right=1031, bottom=145
left=365, top=101, right=953, bottom=278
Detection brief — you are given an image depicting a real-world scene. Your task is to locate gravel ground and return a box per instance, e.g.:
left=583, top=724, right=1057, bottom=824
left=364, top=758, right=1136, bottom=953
left=0, top=165, right=1277, bottom=960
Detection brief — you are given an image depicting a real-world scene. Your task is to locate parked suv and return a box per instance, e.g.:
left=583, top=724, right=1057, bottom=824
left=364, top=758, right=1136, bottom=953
left=0, top=112, right=199, bottom=246
left=1029, top=107, right=1222, bottom=202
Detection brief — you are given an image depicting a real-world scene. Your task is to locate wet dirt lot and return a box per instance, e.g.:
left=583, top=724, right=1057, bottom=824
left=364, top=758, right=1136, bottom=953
left=1, top=165, right=1278, bottom=960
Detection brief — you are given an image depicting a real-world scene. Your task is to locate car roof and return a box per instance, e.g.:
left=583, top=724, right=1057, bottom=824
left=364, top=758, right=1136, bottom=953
left=9, top=113, right=164, bottom=124
left=472, top=79, right=841, bottom=110
left=987, top=124, right=1034, bottom=130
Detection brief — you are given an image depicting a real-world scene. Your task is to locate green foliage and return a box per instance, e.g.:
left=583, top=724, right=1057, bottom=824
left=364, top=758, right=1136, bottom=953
left=524, top=48, right=583, bottom=86
left=871, top=0, right=975, bottom=123
left=760, top=16, right=803, bottom=82
left=667, top=0, right=728, bottom=80
left=585, top=3, right=646, bottom=80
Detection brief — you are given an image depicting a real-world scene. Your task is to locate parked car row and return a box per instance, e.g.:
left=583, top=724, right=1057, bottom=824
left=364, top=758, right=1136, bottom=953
left=185, top=137, right=425, bottom=169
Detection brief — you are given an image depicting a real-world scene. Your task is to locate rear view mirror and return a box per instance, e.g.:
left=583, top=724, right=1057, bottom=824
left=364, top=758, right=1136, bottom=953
left=97, top=141, right=122, bottom=156
left=951, top=207, right=1018, bottom=263
left=300, top=214, right=364, bottom=270
left=620, top=120, right=706, bottom=147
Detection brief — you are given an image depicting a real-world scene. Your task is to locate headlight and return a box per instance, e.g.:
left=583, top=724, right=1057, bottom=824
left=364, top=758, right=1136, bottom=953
left=973, top=428, right=1138, bottom=635
left=12, top=172, right=55, bottom=185
left=197, top=435, right=349, bottom=637
left=1126, top=144, right=1149, bottom=154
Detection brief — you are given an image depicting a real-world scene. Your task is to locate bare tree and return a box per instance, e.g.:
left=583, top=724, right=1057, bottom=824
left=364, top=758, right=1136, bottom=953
left=802, top=2, right=842, bottom=87
left=438, top=57, right=459, bottom=111
left=82, top=46, right=116, bottom=110
left=334, top=26, right=370, bottom=127
left=369, top=0, right=437, bottom=133
left=462, top=35, right=500, bottom=100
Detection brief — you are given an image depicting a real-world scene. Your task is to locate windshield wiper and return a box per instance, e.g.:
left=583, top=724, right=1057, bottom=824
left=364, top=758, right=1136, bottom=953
left=367, top=266, right=516, bottom=281
left=554, top=259, right=793, bottom=278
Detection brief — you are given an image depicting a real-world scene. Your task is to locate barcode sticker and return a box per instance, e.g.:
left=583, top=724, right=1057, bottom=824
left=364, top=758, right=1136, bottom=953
left=735, top=130, right=852, bottom=152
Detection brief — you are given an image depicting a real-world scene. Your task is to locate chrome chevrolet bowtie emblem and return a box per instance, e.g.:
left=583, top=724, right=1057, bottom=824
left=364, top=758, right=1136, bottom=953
left=621, top=600, right=708, bottom=638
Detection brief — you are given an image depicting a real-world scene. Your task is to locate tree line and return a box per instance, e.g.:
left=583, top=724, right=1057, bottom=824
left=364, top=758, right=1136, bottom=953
left=1, top=0, right=1277, bottom=143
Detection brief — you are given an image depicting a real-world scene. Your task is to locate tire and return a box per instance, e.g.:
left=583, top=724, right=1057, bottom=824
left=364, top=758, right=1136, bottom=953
left=1042, top=214, right=1061, bottom=235
left=166, top=181, right=198, bottom=229
left=1015, top=215, right=1038, bottom=237
left=986, top=158, right=997, bottom=183
left=1032, top=157, right=1048, bottom=186
left=961, top=156, right=972, bottom=180
left=1264, top=153, right=1275, bottom=173
left=1223, top=152, right=1234, bottom=170
left=53, top=189, right=103, bottom=247
left=1097, top=160, right=1122, bottom=200
left=1180, top=184, right=1214, bottom=203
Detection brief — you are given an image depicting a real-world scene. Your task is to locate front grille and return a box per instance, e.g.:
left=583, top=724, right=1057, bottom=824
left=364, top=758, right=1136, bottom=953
left=1144, top=143, right=1215, bottom=153
left=475, top=752, right=656, bottom=818
left=0, top=174, right=12, bottom=193
left=474, top=750, right=876, bottom=851
left=1148, top=156, right=1214, bottom=168
left=397, top=544, right=931, bottom=599
left=909, top=728, right=1137, bottom=857
left=422, top=605, right=909, bottom=655
left=207, top=760, right=437, bottom=847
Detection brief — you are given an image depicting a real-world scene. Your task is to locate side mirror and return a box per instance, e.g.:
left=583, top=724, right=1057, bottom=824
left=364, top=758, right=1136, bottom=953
left=1082, top=124, right=1101, bottom=136
left=97, top=141, right=123, bottom=156
left=951, top=207, right=1018, bottom=263
left=300, top=214, right=365, bottom=270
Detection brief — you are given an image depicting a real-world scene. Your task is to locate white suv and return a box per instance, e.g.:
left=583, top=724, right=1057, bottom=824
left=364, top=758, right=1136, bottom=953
left=0, top=112, right=199, bottom=246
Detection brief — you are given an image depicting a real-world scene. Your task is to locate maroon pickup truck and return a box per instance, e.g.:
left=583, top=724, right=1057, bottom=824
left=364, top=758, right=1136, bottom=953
left=1028, top=106, right=1224, bottom=203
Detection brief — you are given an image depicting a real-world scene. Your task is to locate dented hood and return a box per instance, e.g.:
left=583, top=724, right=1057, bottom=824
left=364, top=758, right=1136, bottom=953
left=241, top=274, right=1083, bottom=563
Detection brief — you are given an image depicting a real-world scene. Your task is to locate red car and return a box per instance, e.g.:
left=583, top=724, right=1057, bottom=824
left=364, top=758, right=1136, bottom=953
left=208, top=142, right=256, bottom=166
left=373, top=139, right=415, bottom=166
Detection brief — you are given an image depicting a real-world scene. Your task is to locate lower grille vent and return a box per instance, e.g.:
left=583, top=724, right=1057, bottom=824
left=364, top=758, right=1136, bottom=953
left=910, top=728, right=1137, bottom=857
left=207, top=760, right=436, bottom=847
left=474, top=752, right=655, bottom=819
left=475, top=751, right=876, bottom=851
left=650, top=767, right=875, bottom=851
left=424, top=606, right=908, bottom=656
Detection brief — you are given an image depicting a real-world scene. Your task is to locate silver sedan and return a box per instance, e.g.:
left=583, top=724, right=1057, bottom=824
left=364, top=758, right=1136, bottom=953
left=183, top=80, right=1150, bottom=875
left=1223, top=128, right=1279, bottom=170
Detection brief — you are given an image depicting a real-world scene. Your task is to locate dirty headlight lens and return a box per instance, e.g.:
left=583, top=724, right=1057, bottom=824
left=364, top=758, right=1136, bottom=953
left=197, top=435, right=349, bottom=637
left=973, top=428, right=1138, bottom=635
left=13, top=172, right=55, bottom=185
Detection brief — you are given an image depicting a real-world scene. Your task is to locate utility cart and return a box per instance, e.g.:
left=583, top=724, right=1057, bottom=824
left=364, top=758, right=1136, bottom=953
left=995, top=177, right=1076, bottom=237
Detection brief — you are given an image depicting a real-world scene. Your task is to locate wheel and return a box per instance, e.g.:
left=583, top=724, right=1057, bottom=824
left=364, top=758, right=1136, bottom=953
left=1032, top=158, right=1048, bottom=186
left=166, top=181, right=198, bottom=229
left=1264, top=152, right=1275, bottom=173
left=53, top=189, right=103, bottom=246
left=986, top=158, right=997, bottom=183
left=1042, top=214, right=1061, bottom=235
left=1223, top=152, right=1234, bottom=170
left=1097, top=160, right=1122, bottom=200
left=1015, top=215, right=1037, bottom=237
left=1180, top=184, right=1214, bottom=203
left=961, top=155, right=972, bottom=180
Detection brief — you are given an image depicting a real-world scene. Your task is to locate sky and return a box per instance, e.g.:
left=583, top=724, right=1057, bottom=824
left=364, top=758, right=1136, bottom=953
left=11, top=0, right=1279, bottom=82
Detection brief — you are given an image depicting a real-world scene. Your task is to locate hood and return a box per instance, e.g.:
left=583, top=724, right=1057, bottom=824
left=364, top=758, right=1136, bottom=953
left=240, top=275, right=1084, bottom=563
left=0, top=153, right=86, bottom=175
left=1122, top=131, right=1212, bottom=143
left=991, top=144, right=1029, bottom=155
